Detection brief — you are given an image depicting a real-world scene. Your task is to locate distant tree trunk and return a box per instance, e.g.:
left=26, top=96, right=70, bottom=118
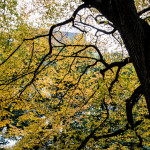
left=83, top=0, right=150, bottom=116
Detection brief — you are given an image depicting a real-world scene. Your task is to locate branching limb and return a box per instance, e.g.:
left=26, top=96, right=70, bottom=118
left=135, top=131, right=143, bottom=148
left=27, top=42, right=34, bottom=71
left=93, top=120, right=142, bottom=140
left=0, top=71, right=34, bottom=88
left=126, top=85, right=144, bottom=128
left=100, top=57, right=131, bottom=77
left=32, top=83, right=45, bottom=101
left=75, top=20, right=116, bottom=34
left=100, top=57, right=131, bottom=92
left=49, top=4, right=88, bottom=53
left=76, top=60, right=98, bottom=86
left=1, top=4, right=87, bottom=97
left=60, top=60, right=99, bottom=99
left=77, top=98, right=109, bottom=150
left=80, top=83, right=99, bottom=109
left=0, top=41, right=24, bottom=66
left=58, top=55, right=100, bottom=61
left=0, top=34, right=49, bottom=66
left=138, top=7, right=150, bottom=16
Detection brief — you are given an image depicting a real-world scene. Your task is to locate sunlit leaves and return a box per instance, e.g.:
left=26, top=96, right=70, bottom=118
left=1, top=0, right=150, bottom=149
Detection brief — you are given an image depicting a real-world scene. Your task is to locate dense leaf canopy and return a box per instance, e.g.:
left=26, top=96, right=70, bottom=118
left=0, top=0, right=150, bottom=149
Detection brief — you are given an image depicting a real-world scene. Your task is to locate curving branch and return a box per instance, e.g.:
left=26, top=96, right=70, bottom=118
left=126, top=85, right=144, bottom=128
left=138, top=7, right=150, bottom=16
left=0, top=34, right=49, bottom=66
left=93, top=120, right=143, bottom=144
left=77, top=98, right=109, bottom=150
left=49, top=4, right=88, bottom=53
left=1, top=4, right=88, bottom=98
left=1, top=1, right=149, bottom=149
left=100, top=57, right=131, bottom=92
left=74, top=20, right=116, bottom=35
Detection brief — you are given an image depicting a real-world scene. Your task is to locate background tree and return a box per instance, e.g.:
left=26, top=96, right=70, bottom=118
left=0, top=0, right=150, bottom=149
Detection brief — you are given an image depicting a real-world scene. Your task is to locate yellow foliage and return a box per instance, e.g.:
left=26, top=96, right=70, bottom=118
left=0, top=1, right=150, bottom=149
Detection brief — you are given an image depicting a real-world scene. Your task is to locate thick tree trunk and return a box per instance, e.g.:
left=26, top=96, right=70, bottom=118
left=112, top=0, right=150, bottom=116
left=84, top=0, right=150, bottom=116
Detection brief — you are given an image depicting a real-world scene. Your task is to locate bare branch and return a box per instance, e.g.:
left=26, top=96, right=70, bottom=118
left=27, top=42, right=34, bottom=71
left=138, top=7, right=150, bottom=16
left=49, top=4, right=88, bottom=53
left=0, top=41, right=24, bottom=66
left=75, top=20, right=116, bottom=34
left=126, top=85, right=143, bottom=128
left=100, top=57, right=131, bottom=92
left=93, top=120, right=143, bottom=140
left=100, top=57, right=131, bottom=77
left=0, top=34, right=49, bottom=66
left=77, top=98, right=109, bottom=150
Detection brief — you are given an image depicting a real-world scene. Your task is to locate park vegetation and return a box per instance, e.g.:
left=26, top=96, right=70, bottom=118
left=0, top=0, right=150, bottom=149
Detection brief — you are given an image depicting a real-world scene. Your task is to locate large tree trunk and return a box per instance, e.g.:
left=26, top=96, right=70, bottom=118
left=84, top=0, right=150, bottom=116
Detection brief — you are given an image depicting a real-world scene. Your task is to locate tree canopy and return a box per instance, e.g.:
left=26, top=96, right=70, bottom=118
left=0, top=0, right=150, bottom=149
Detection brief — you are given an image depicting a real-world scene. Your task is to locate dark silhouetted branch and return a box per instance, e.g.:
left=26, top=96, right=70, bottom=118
left=77, top=98, right=109, bottom=150
left=126, top=85, right=143, bottom=128
left=138, top=7, right=150, bottom=16
left=0, top=34, right=49, bottom=66
left=100, top=57, right=131, bottom=92
left=93, top=120, right=142, bottom=140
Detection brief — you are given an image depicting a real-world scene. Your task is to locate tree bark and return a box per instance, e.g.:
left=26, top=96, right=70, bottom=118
left=83, top=0, right=150, bottom=116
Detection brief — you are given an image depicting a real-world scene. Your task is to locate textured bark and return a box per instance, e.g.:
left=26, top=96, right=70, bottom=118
left=83, top=0, right=150, bottom=116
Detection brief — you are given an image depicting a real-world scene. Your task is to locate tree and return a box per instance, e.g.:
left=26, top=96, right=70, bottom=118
left=0, top=0, right=150, bottom=149
left=82, top=0, right=150, bottom=117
